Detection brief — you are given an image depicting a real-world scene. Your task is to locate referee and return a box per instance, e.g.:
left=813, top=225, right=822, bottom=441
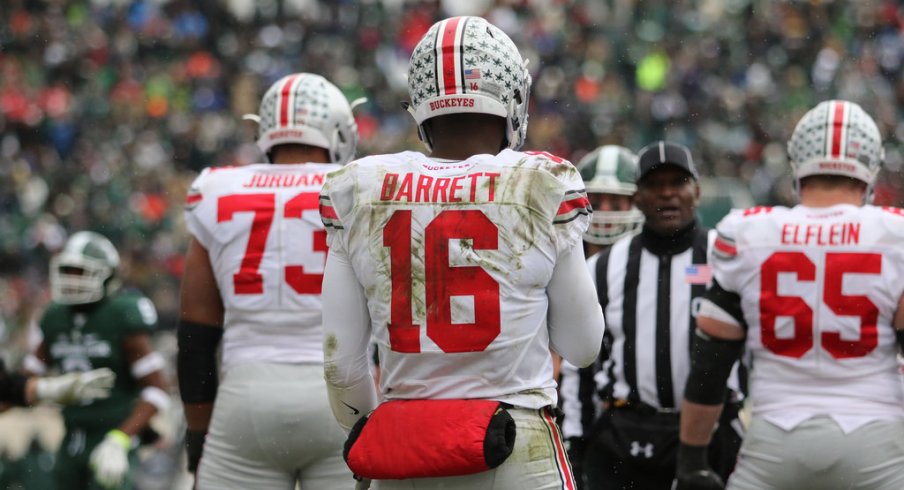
left=562, top=141, right=744, bottom=490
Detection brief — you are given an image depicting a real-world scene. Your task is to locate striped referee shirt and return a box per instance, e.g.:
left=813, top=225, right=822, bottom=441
left=561, top=221, right=745, bottom=439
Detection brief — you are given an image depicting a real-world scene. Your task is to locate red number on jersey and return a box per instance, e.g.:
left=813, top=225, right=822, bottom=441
left=218, top=191, right=327, bottom=296
left=384, top=209, right=501, bottom=353
left=759, top=251, right=881, bottom=359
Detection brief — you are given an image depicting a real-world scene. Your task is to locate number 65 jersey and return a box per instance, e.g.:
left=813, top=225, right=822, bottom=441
left=320, top=149, right=595, bottom=409
left=709, top=204, right=904, bottom=431
left=184, top=163, right=340, bottom=371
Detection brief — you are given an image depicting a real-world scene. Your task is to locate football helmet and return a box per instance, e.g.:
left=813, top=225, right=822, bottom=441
left=406, top=16, right=532, bottom=151
left=50, top=231, right=121, bottom=305
left=787, top=100, right=883, bottom=198
left=578, top=145, right=644, bottom=245
left=246, top=73, right=359, bottom=164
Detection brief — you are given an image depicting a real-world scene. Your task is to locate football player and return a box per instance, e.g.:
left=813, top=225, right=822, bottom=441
left=676, top=100, right=904, bottom=490
left=577, top=145, right=643, bottom=258
left=26, top=231, right=169, bottom=490
left=559, top=144, right=642, bottom=488
left=178, top=72, right=359, bottom=489
left=319, top=15, right=605, bottom=489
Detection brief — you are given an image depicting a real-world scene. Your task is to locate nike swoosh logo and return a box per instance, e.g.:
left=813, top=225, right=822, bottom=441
left=341, top=401, right=360, bottom=415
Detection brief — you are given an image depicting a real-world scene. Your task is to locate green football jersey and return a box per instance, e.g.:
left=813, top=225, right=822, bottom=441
left=40, top=292, right=158, bottom=432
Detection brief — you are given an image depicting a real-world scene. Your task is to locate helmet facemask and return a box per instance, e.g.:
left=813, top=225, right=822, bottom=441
left=50, top=232, right=120, bottom=305
left=578, top=146, right=644, bottom=245
left=406, top=16, right=532, bottom=151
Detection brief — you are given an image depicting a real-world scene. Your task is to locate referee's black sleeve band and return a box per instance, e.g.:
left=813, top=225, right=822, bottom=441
left=683, top=330, right=744, bottom=405
left=702, top=278, right=747, bottom=330
left=177, top=320, right=224, bottom=404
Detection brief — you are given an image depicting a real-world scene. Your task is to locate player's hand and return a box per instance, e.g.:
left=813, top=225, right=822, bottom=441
left=673, top=442, right=724, bottom=490
left=89, top=429, right=131, bottom=488
left=184, top=430, right=206, bottom=473
left=35, top=368, right=116, bottom=404
left=672, top=470, right=725, bottom=490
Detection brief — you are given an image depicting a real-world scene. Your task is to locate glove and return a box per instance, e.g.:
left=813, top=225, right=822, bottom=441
left=672, top=443, right=724, bottom=490
left=35, top=368, right=116, bottom=404
left=90, top=429, right=132, bottom=488
left=184, top=430, right=206, bottom=473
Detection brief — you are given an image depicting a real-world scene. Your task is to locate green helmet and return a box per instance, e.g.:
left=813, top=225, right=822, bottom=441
left=50, top=231, right=121, bottom=305
left=577, top=145, right=644, bottom=245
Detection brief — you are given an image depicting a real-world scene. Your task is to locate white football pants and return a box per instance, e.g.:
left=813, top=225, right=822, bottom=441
left=728, top=415, right=904, bottom=490
left=198, top=362, right=354, bottom=490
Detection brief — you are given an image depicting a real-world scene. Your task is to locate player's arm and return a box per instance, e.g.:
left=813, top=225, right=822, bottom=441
left=89, top=316, right=169, bottom=488
left=547, top=241, right=605, bottom=368
left=177, top=237, right=224, bottom=473
left=675, top=279, right=746, bottom=490
left=322, top=246, right=378, bottom=432
left=117, top=332, right=169, bottom=436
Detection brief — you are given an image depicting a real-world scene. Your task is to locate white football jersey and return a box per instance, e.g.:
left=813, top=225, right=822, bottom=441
left=320, top=149, right=590, bottom=407
left=711, top=204, right=904, bottom=430
left=185, top=163, right=341, bottom=370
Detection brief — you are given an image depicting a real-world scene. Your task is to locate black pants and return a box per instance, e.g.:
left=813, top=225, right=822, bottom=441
left=582, top=403, right=742, bottom=490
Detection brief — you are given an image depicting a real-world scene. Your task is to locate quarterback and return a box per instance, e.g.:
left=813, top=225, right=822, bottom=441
left=675, top=100, right=904, bottom=490
left=320, top=15, right=605, bottom=489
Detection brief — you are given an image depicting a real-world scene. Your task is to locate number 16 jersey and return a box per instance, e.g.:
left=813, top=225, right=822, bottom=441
left=320, top=149, right=591, bottom=408
left=710, top=204, right=904, bottom=431
left=184, top=163, right=340, bottom=371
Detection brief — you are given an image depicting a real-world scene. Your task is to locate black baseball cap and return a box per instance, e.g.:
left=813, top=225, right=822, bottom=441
left=636, top=141, right=699, bottom=183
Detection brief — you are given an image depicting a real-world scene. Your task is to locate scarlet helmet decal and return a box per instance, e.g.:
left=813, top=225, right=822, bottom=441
left=407, top=16, right=532, bottom=151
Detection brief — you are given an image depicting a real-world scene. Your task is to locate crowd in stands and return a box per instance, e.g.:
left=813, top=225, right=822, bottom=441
left=1, top=0, right=903, bottom=348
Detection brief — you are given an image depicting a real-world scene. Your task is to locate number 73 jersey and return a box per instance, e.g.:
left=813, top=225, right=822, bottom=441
left=710, top=204, right=904, bottom=424
left=184, top=163, right=341, bottom=368
left=319, top=150, right=590, bottom=403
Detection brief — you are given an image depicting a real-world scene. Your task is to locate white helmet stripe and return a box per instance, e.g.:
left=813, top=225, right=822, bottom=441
left=827, top=100, right=849, bottom=159
left=597, top=146, right=618, bottom=176
left=67, top=232, right=93, bottom=255
left=435, top=17, right=466, bottom=96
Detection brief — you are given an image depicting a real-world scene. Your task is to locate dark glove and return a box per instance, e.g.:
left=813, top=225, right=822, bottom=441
left=185, top=430, right=207, bottom=473
left=564, top=437, right=586, bottom=490
left=672, top=443, right=724, bottom=490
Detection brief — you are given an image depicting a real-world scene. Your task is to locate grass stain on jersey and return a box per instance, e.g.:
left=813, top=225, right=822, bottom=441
left=324, top=333, right=338, bottom=360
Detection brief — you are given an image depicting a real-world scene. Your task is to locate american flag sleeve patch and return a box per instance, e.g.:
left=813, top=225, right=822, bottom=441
left=319, top=194, right=342, bottom=230
left=553, top=189, right=591, bottom=224
left=712, top=233, right=737, bottom=259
